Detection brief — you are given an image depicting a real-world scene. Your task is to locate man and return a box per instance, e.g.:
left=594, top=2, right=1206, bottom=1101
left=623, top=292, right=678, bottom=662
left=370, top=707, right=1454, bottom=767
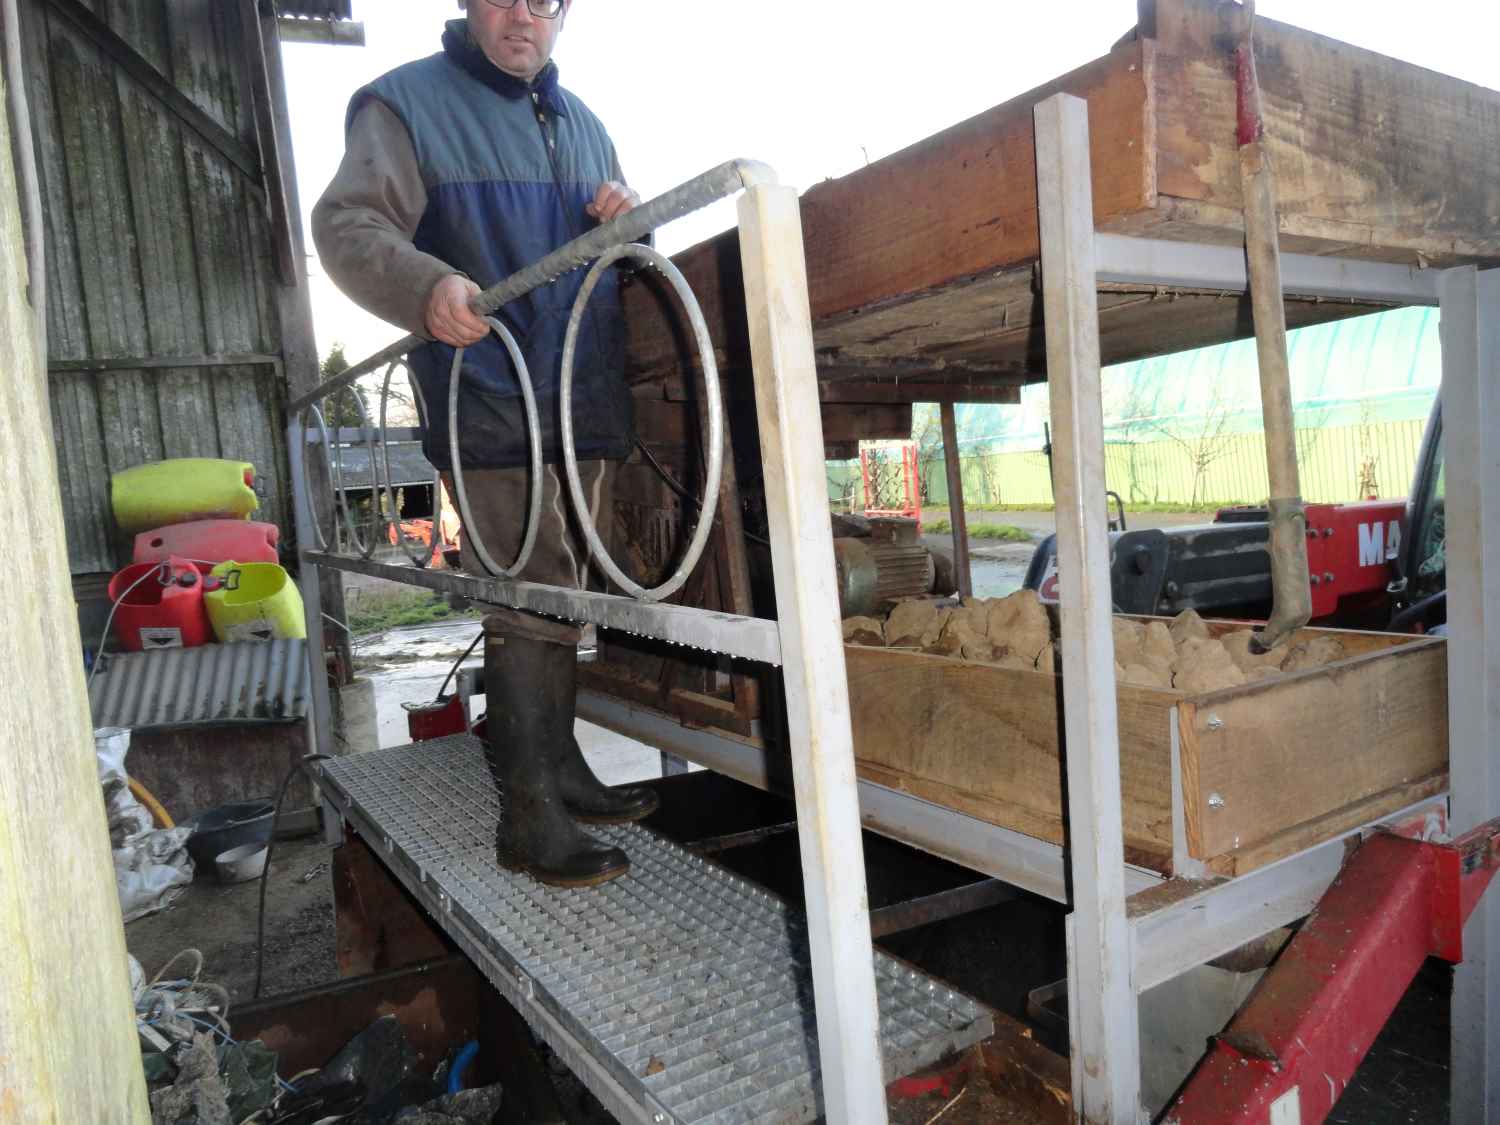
left=312, top=0, right=657, bottom=888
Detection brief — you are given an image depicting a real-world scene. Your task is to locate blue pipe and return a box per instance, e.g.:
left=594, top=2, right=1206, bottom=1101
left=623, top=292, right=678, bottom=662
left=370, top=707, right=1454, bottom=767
left=447, top=1040, right=480, bottom=1095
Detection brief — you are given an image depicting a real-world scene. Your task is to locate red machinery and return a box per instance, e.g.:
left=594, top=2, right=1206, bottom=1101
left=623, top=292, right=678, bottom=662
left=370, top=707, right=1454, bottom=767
left=1222, top=498, right=1409, bottom=621
left=859, top=441, right=922, bottom=525
left=1167, top=817, right=1500, bottom=1125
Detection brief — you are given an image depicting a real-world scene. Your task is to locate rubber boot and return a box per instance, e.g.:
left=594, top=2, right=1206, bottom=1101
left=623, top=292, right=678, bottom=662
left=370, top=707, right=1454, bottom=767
left=543, top=639, right=660, bottom=824
left=483, top=631, right=628, bottom=887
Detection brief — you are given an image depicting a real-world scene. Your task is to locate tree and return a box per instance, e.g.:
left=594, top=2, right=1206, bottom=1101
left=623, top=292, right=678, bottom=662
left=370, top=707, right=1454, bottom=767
left=1355, top=398, right=1381, bottom=499
left=911, top=404, right=945, bottom=507
left=319, top=341, right=421, bottom=429
left=1154, top=378, right=1237, bottom=508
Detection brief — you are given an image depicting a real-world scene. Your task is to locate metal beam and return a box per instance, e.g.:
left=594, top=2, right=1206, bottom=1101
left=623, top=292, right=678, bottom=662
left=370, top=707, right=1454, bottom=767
left=1131, top=796, right=1446, bottom=995
left=1035, top=93, right=1140, bottom=1123
left=304, top=551, right=783, bottom=666
left=869, top=880, right=1015, bottom=939
left=574, top=690, right=1164, bottom=905
left=1440, top=265, right=1500, bottom=1123
left=939, top=402, right=972, bottom=600
left=738, top=181, right=887, bottom=1125
left=1095, top=232, right=1440, bottom=306
left=42, top=0, right=263, bottom=187
left=287, top=159, right=777, bottom=416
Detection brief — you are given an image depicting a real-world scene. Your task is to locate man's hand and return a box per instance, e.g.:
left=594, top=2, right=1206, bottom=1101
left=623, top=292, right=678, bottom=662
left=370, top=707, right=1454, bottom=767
left=424, top=274, right=488, bottom=347
left=586, top=180, right=640, bottom=225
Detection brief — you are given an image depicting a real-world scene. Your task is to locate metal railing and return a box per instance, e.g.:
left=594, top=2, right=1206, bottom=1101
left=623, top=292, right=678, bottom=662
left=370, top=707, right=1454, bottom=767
left=287, top=158, right=890, bottom=1125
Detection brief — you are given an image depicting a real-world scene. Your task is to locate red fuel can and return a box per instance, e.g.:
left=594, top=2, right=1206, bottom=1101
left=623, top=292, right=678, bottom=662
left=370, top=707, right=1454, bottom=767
left=133, top=519, right=280, bottom=572
left=404, top=695, right=468, bottom=742
left=106, top=557, right=213, bottom=651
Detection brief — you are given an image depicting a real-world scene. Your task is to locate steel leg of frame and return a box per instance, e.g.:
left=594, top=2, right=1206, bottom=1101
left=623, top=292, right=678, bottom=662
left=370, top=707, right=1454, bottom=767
left=738, top=181, right=888, bottom=1125
left=1439, top=265, right=1500, bottom=1124
left=287, top=417, right=336, bottom=762
left=1034, top=93, right=1141, bottom=1123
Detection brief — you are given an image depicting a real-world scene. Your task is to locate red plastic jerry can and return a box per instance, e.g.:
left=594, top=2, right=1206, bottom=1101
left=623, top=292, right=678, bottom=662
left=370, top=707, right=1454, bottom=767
left=106, top=557, right=213, bottom=652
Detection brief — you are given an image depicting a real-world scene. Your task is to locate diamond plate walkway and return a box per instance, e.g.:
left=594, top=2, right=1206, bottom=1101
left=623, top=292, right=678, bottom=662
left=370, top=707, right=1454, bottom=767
left=318, top=737, right=993, bottom=1125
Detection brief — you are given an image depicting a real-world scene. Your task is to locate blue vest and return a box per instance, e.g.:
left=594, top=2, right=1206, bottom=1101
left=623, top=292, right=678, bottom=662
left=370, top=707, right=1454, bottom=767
left=351, top=25, right=634, bottom=470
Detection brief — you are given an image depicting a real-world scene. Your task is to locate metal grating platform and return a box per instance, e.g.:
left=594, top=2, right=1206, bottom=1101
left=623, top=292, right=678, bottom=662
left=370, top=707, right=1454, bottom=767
left=319, top=737, right=993, bottom=1125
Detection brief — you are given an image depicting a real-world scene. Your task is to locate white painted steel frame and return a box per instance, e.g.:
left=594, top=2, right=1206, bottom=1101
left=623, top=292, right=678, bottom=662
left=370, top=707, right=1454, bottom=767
left=1034, top=95, right=1142, bottom=1123
left=302, top=550, right=783, bottom=666
left=1131, top=795, right=1447, bottom=995
left=576, top=689, right=1162, bottom=904
left=737, top=183, right=888, bottom=1125
left=286, top=123, right=1497, bottom=1124
left=1094, top=232, right=1440, bottom=306
left=1438, top=265, right=1500, bottom=1123
left=291, top=172, right=887, bottom=1121
left=1039, top=93, right=1494, bottom=1124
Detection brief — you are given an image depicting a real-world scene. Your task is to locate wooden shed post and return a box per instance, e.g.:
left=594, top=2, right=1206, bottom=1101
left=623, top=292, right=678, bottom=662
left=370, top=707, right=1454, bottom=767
left=1439, top=264, right=1500, bottom=1123
left=0, top=71, right=149, bottom=1121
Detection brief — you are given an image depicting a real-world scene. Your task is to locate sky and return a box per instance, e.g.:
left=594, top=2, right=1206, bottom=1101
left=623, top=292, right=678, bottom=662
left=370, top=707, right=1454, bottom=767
left=281, top=0, right=1499, bottom=369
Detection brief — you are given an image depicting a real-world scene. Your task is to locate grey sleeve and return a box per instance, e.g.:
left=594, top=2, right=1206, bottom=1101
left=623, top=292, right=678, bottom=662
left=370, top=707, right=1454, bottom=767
left=311, top=100, right=454, bottom=338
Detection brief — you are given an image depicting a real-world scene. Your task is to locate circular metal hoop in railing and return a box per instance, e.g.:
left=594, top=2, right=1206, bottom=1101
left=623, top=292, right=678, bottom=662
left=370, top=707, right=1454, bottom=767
left=327, top=382, right=381, bottom=559
left=446, top=316, right=543, bottom=579
left=298, top=404, right=335, bottom=552
left=559, top=243, right=722, bottom=603
left=380, top=358, right=441, bottom=568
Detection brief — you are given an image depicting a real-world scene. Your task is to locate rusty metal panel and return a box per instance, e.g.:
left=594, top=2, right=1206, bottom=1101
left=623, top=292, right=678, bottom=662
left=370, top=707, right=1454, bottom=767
left=88, top=639, right=310, bottom=730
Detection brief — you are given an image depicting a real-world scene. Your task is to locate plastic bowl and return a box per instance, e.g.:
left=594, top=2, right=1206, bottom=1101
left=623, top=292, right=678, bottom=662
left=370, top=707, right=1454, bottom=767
left=215, top=843, right=268, bottom=884
left=186, top=799, right=275, bottom=871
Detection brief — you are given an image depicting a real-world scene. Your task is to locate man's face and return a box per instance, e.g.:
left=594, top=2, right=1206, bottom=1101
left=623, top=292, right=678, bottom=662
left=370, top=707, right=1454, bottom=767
left=466, top=0, right=567, bottom=81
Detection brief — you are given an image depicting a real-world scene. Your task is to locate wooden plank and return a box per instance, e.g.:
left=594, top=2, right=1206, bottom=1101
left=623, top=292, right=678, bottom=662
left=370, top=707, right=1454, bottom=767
left=818, top=380, right=1021, bottom=405
left=1146, top=0, right=1500, bottom=264
left=1183, top=636, right=1449, bottom=858
left=821, top=402, right=911, bottom=444
left=1204, top=770, right=1449, bottom=877
left=622, top=39, right=1155, bottom=377
left=42, top=0, right=262, bottom=185
left=236, top=0, right=296, bottom=285
left=0, top=90, right=150, bottom=1118
left=844, top=646, right=1177, bottom=867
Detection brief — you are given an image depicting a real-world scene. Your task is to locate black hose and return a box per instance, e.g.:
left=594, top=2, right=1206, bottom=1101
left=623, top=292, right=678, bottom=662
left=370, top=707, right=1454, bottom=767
left=635, top=437, right=770, bottom=547
left=252, top=753, right=333, bottom=1000
left=1388, top=590, right=1446, bottom=635
left=435, top=630, right=484, bottom=702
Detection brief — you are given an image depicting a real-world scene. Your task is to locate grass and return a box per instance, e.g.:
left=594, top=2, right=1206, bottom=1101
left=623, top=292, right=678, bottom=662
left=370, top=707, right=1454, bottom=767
left=347, top=587, right=480, bottom=636
left=924, top=517, right=1032, bottom=542
left=956, top=500, right=1233, bottom=514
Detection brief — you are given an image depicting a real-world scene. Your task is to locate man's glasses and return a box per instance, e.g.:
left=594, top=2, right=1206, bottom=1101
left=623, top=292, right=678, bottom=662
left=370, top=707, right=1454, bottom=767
left=482, top=0, right=564, bottom=17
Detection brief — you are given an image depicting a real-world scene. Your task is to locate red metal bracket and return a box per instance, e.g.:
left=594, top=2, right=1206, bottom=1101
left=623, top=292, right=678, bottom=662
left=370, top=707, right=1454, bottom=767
left=1166, top=817, right=1500, bottom=1125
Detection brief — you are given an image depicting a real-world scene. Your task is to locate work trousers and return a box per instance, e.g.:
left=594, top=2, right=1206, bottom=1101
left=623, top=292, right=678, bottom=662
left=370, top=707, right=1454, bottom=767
left=446, top=461, right=616, bottom=647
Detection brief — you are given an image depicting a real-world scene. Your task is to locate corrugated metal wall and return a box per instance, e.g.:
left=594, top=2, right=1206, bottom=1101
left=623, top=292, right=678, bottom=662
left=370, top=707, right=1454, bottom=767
left=26, top=0, right=289, bottom=574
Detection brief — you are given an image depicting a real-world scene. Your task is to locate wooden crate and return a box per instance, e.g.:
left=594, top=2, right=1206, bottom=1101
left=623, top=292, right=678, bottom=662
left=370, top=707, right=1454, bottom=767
left=846, top=623, right=1447, bottom=876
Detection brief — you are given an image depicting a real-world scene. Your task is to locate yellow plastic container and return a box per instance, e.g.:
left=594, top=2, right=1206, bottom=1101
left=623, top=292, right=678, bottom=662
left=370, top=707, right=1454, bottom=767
left=205, top=562, right=306, bottom=643
left=112, top=459, right=259, bottom=534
